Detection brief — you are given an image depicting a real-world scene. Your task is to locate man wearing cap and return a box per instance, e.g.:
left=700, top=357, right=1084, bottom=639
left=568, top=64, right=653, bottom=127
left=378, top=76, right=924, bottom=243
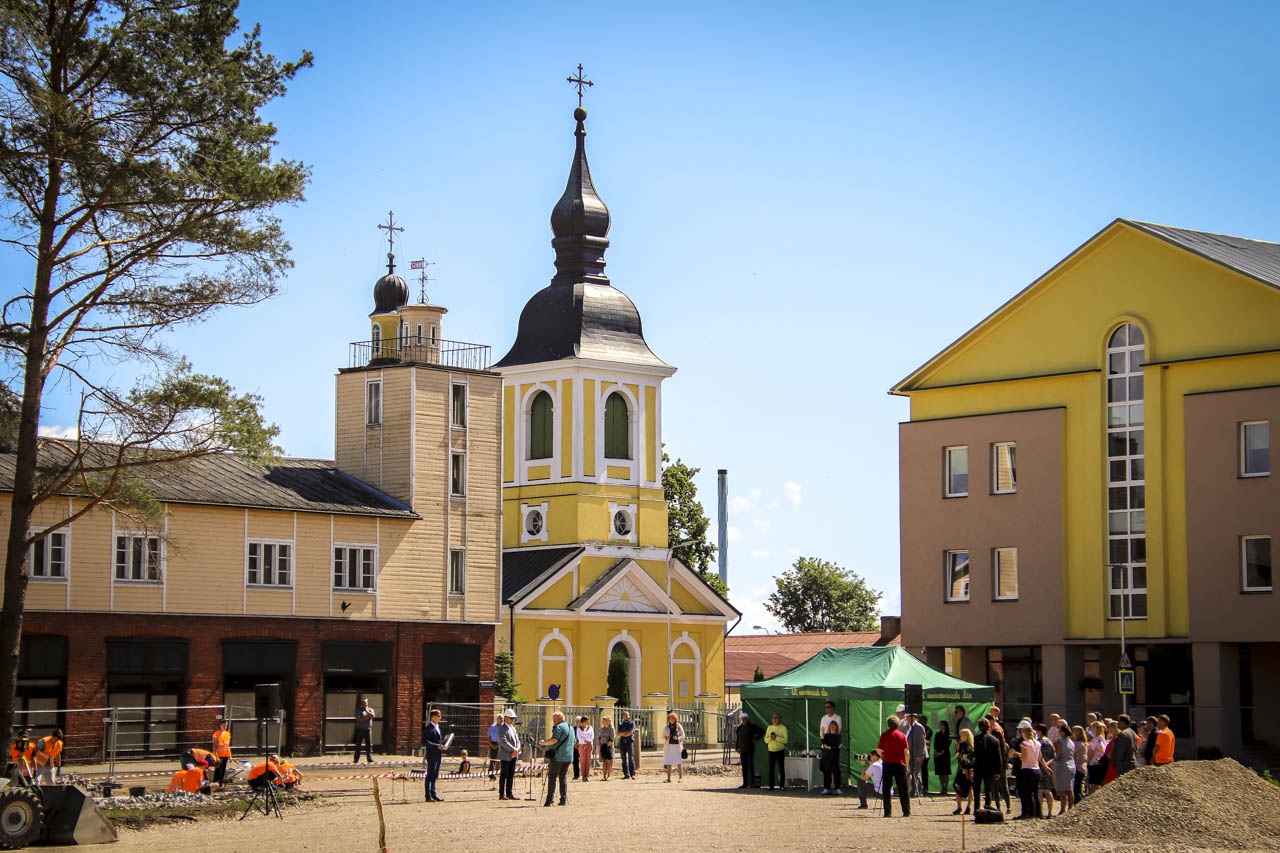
left=496, top=709, right=520, bottom=800
left=734, top=712, right=764, bottom=789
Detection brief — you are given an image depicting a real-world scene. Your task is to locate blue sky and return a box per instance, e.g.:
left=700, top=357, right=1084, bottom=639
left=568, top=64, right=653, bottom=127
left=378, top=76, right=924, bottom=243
left=19, top=1, right=1280, bottom=634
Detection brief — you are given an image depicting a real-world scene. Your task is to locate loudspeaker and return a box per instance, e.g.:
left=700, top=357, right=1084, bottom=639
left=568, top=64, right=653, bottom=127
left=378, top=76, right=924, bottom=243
left=903, top=683, right=923, bottom=716
left=254, top=682, right=281, bottom=718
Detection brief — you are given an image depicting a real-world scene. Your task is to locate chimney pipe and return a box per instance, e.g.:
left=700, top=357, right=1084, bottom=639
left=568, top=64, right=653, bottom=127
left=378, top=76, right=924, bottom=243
left=717, top=469, right=728, bottom=591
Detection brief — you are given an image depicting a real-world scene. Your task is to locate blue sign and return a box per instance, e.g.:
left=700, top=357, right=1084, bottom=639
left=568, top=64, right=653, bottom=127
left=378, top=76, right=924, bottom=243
left=548, top=683, right=561, bottom=700
left=1117, top=669, right=1135, bottom=695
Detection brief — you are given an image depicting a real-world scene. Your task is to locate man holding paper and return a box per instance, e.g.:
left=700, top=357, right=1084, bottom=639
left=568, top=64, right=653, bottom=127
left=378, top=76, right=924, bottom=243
left=424, top=708, right=447, bottom=802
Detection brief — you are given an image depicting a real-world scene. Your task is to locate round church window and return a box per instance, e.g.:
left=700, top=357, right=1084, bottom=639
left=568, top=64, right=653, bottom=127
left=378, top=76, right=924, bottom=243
left=612, top=510, right=633, bottom=537
left=525, top=509, right=544, bottom=537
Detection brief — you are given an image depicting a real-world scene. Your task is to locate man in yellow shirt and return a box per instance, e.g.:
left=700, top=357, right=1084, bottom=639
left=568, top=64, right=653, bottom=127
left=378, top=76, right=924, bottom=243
left=765, top=713, right=788, bottom=791
left=1153, top=715, right=1175, bottom=765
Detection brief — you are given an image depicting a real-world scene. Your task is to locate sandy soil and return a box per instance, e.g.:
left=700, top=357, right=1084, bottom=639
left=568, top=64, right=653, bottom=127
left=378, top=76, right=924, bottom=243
left=66, top=772, right=1054, bottom=853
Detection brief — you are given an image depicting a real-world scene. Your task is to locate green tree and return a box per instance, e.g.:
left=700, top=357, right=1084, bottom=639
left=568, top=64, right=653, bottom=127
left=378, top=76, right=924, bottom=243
left=752, top=665, right=765, bottom=682
left=606, top=649, right=631, bottom=707
left=662, top=452, right=727, bottom=597
left=764, top=557, right=882, bottom=633
left=0, top=0, right=310, bottom=749
left=494, top=649, right=522, bottom=703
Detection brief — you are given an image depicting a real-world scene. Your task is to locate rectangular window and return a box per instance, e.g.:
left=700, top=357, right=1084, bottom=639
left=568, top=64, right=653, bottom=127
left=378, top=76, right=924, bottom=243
left=993, top=547, right=1018, bottom=600
left=333, top=546, right=377, bottom=591
left=449, top=549, right=465, bottom=596
left=115, top=533, right=162, bottom=582
left=28, top=530, right=67, bottom=580
left=451, top=452, right=465, bottom=496
left=1242, top=536, right=1272, bottom=592
left=1241, top=421, right=1270, bottom=477
left=1108, top=563, right=1148, bottom=619
left=366, top=381, right=382, bottom=427
left=451, top=384, right=467, bottom=428
left=992, top=442, right=1017, bottom=494
left=944, top=446, right=968, bottom=497
left=945, top=550, right=970, bottom=602
left=415, top=323, right=424, bottom=345
left=246, top=541, right=292, bottom=588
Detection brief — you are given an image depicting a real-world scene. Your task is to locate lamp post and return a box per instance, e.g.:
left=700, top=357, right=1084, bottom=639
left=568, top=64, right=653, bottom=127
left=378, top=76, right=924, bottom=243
left=668, top=538, right=697, bottom=706
left=1107, top=562, right=1129, bottom=715
left=751, top=625, right=774, bottom=634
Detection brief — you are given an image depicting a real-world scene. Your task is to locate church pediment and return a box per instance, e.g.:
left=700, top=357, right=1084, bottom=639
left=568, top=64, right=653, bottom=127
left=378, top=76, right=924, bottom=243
left=570, top=559, right=680, bottom=615
left=589, top=575, right=661, bottom=612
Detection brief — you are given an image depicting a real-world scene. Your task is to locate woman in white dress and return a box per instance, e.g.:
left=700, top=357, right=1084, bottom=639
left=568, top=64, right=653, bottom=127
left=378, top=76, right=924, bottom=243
left=662, top=712, right=685, bottom=783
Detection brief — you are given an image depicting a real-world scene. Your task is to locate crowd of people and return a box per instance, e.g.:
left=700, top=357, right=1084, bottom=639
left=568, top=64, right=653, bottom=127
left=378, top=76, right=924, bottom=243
left=731, top=701, right=1178, bottom=820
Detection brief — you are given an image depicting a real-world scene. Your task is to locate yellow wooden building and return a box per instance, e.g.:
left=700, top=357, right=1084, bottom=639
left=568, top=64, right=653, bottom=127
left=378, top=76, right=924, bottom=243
left=495, top=107, right=738, bottom=710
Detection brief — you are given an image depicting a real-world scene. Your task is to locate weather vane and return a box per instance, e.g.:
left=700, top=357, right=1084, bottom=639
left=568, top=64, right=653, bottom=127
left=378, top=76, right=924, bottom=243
left=409, top=258, right=435, bottom=303
left=377, top=210, right=404, bottom=256
left=567, top=63, right=593, bottom=108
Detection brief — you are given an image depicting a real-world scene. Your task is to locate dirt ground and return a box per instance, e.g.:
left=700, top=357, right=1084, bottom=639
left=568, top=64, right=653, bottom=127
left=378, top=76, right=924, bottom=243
left=50, top=771, right=1062, bottom=853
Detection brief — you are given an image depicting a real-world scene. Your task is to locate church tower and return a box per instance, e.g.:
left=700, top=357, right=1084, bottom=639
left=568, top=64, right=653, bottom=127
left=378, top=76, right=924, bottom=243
left=498, top=100, right=736, bottom=709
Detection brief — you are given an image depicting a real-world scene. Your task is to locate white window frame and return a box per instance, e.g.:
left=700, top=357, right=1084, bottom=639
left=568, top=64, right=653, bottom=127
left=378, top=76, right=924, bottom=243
left=944, top=446, right=968, bottom=498
left=1242, top=535, right=1272, bottom=593
left=608, top=501, right=638, bottom=543
left=114, top=531, right=163, bottom=584
left=520, top=502, right=549, bottom=545
left=992, top=547, right=1018, bottom=601
left=27, top=527, right=68, bottom=582
left=451, top=383, right=467, bottom=428
left=246, top=539, right=293, bottom=589
left=415, top=323, right=424, bottom=345
left=1241, top=420, right=1270, bottom=477
left=333, top=543, right=378, bottom=592
left=366, top=379, right=382, bottom=427
left=449, top=548, right=466, bottom=596
left=450, top=452, right=466, bottom=497
left=1106, top=323, right=1148, bottom=621
left=992, top=442, right=1017, bottom=494
left=944, top=550, right=970, bottom=602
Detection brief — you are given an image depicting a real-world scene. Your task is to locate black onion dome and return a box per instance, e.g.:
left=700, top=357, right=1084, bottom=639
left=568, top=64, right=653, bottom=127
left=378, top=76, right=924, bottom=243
left=494, top=108, right=667, bottom=370
left=372, top=252, right=408, bottom=314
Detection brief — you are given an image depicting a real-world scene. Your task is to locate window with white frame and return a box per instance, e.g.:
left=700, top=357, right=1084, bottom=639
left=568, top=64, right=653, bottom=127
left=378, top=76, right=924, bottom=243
left=1241, top=421, right=1270, bottom=477
left=366, top=380, right=382, bottom=427
left=612, top=509, right=634, bottom=538
left=993, top=547, right=1018, bottom=600
left=451, top=384, right=467, bottom=428
left=449, top=549, right=465, bottom=595
left=993, top=442, right=1017, bottom=494
left=247, top=541, right=292, bottom=588
left=115, top=533, right=162, bottom=582
left=944, top=550, right=970, bottom=602
left=415, top=323, right=424, bottom=345
left=333, top=545, right=377, bottom=591
left=525, top=509, right=544, bottom=537
left=28, top=530, right=67, bottom=580
left=944, top=446, right=968, bottom=497
left=1106, top=323, right=1147, bottom=619
left=1242, top=536, right=1272, bottom=592
left=450, top=452, right=466, bottom=496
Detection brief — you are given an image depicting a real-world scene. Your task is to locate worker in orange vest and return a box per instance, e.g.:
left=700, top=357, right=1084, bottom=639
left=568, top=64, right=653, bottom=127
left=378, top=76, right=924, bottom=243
left=180, top=746, right=215, bottom=771
left=165, top=764, right=209, bottom=794
left=33, top=729, right=63, bottom=784
left=7, top=730, right=33, bottom=777
left=277, top=761, right=303, bottom=789
left=247, top=754, right=283, bottom=790
left=211, top=720, right=232, bottom=785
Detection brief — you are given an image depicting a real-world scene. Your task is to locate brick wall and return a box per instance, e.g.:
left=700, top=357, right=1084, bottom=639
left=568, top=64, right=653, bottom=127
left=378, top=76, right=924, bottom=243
left=22, top=612, right=494, bottom=757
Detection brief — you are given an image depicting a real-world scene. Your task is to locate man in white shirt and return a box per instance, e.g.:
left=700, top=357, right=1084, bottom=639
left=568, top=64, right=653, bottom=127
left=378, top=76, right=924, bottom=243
left=818, top=700, right=844, bottom=794
left=856, top=751, right=884, bottom=809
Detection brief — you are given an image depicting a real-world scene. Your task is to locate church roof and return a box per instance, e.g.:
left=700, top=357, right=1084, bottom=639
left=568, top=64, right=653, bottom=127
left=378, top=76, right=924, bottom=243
left=501, top=546, right=584, bottom=605
left=493, top=107, right=668, bottom=371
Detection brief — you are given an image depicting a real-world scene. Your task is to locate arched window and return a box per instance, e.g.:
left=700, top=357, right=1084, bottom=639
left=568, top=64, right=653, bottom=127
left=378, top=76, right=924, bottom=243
left=604, top=392, right=630, bottom=459
left=529, top=391, right=553, bottom=460
left=1105, top=322, right=1147, bottom=621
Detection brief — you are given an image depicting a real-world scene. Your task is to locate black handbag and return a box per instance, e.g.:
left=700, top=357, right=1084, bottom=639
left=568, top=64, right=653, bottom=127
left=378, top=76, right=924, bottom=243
left=544, top=748, right=556, bottom=761
left=680, top=747, right=688, bottom=760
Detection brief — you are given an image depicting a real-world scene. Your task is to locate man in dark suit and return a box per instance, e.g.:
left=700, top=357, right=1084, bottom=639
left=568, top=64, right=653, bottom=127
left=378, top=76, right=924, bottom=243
left=424, top=708, right=446, bottom=802
left=973, top=718, right=1004, bottom=810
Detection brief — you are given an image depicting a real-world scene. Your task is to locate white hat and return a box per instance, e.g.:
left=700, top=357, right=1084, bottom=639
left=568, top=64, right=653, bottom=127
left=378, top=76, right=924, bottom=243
left=1017, top=720, right=1032, bottom=730
left=740, top=712, right=749, bottom=719
left=896, top=704, right=906, bottom=713
left=502, top=708, right=517, bottom=718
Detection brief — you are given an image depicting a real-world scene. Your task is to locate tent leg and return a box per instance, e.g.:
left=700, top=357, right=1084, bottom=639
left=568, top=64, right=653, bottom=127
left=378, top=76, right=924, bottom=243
left=805, top=698, right=810, bottom=792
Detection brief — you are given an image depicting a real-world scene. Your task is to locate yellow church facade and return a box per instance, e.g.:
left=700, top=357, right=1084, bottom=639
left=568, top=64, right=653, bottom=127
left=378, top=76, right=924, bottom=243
left=894, top=219, right=1280, bottom=758
left=495, top=106, right=737, bottom=711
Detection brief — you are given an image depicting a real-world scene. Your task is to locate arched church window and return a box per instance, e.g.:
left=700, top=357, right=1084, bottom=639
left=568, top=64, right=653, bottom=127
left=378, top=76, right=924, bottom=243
left=604, top=392, right=630, bottom=459
left=529, top=391, right=553, bottom=460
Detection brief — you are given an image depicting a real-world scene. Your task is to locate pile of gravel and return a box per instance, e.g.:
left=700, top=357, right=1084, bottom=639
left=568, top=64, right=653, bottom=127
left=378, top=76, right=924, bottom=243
left=94, top=790, right=214, bottom=810
left=1041, top=759, right=1280, bottom=850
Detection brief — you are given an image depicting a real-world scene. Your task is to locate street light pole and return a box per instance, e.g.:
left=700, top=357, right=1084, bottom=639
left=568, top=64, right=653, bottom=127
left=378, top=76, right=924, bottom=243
left=1107, top=563, right=1129, bottom=716
left=667, top=538, right=696, bottom=707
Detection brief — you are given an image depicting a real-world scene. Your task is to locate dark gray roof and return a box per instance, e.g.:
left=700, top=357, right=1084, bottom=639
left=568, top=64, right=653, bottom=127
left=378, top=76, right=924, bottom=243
left=1125, top=220, right=1280, bottom=291
left=0, top=446, right=415, bottom=518
left=567, top=558, right=628, bottom=610
left=502, top=546, right=583, bottom=605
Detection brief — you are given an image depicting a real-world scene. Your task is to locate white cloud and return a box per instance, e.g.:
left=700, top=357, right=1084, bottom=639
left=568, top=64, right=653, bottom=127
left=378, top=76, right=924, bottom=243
left=729, top=496, right=754, bottom=513
left=783, top=481, right=802, bottom=504
left=750, top=488, right=762, bottom=499
left=727, top=525, right=742, bottom=543
left=749, top=548, right=771, bottom=559
left=751, top=518, right=770, bottom=533
left=785, top=547, right=801, bottom=556
left=38, top=425, right=78, bottom=439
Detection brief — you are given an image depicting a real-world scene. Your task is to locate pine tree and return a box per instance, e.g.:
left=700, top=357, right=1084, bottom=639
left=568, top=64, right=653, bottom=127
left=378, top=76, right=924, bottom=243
left=607, top=649, right=632, bottom=707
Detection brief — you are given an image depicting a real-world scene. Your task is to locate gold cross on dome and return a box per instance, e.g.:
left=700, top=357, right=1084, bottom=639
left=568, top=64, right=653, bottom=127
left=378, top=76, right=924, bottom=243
left=567, top=63, right=593, bottom=108
left=377, top=210, right=404, bottom=255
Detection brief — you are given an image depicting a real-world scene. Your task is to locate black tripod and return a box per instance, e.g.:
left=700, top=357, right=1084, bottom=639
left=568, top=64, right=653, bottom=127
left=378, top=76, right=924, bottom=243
left=240, top=717, right=283, bottom=820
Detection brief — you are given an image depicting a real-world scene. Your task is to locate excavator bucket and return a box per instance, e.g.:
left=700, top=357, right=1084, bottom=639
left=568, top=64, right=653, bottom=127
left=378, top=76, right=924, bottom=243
left=37, top=785, right=117, bottom=845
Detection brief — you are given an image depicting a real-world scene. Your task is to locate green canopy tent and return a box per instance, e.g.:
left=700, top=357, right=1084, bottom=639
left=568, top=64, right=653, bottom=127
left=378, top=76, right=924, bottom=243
left=740, top=646, right=994, bottom=792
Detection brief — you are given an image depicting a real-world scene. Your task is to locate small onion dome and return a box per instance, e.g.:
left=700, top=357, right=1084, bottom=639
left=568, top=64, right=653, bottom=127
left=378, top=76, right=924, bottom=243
left=372, top=251, right=408, bottom=313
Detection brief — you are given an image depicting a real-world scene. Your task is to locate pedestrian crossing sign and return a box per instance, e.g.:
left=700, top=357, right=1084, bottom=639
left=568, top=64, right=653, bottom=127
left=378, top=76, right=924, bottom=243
left=1117, top=669, right=1135, bottom=695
